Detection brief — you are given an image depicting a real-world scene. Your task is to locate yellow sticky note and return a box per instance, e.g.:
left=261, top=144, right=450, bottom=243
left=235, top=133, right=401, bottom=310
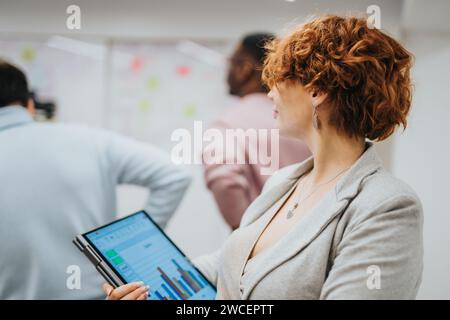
left=21, top=48, right=36, bottom=62
left=183, top=104, right=197, bottom=118
left=138, top=99, right=152, bottom=112
left=146, top=77, right=160, bottom=91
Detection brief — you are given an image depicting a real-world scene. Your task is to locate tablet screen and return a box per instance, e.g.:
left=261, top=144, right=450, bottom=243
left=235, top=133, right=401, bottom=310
left=84, top=211, right=216, bottom=300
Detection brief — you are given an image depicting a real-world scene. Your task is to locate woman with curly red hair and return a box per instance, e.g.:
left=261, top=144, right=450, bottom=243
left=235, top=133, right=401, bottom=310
left=104, top=15, right=423, bottom=300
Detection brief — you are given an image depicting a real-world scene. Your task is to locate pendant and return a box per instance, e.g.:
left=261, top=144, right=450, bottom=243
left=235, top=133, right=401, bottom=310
left=286, top=209, right=294, bottom=219
left=286, top=203, right=298, bottom=219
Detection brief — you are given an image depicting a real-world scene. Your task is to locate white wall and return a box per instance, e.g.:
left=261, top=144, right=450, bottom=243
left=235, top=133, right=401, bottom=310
left=0, top=0, right=403, bottom=40
left=391, top=32, right=450, bottom=299
left=387, top=0, right=450, bottom=300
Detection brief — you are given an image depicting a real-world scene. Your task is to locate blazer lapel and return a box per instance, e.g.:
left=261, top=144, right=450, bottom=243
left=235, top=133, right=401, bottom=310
left=239, top=142, right=383, bottom=299
left=239, top=189, right=350, bottom=299
left=240, top=158, right=314, bottom=228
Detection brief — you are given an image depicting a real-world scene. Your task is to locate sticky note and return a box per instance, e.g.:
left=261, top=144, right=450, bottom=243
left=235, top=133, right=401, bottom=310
left=138, top=99, right=151, bottom=112
left=146, top=77, right=160, bottom=91
left=131, top=56, right=142, bottom=72
left=176, top=65, right=191, bottom=76
left=21, top=47, right=36, bottom=62
left=183, top=104, right=197, bottom=118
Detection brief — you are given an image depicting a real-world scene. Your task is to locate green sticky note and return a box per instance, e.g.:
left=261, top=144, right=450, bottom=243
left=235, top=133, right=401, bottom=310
left=21, top=48, right=36, bottom=62
left=183, top=104, right=197, bottom=118
left=146, top=77, right=160, bottom=91
left=138, top=99, right=151, bottom=112
left=105, top=249, right=117, bottom=258
left=112, top=256, right=124, bottom=265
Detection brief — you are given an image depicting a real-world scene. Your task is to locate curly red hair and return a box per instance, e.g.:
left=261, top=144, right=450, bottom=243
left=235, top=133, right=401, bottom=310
left=262, top=15, right=413, bottom=141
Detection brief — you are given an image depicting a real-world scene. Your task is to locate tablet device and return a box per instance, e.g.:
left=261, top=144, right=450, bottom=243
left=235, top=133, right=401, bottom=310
left=73, top=210, right=216, bottom=300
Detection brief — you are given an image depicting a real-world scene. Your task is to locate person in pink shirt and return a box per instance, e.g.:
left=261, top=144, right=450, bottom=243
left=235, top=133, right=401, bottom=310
left=203, top=33, right=310, bottom=229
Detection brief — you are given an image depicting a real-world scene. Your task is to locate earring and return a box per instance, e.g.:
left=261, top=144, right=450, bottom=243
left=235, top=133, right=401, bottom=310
left=312, top=104, right=321, bottom=130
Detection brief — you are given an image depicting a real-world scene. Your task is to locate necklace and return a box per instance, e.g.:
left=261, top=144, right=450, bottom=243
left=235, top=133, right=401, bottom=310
left=285, top=166, right=351, bottom=219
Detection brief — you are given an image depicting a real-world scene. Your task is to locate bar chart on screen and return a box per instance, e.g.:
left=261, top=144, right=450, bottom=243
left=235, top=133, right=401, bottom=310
left=153, top=259, right=211, bottom=300
left=85, top=212, right=216, bottom=300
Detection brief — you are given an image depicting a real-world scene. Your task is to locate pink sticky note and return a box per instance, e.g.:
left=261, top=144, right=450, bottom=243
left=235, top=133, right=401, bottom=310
left=176, top=65, right=191, bottom=76
left=131, top=56, right=143, bottom=72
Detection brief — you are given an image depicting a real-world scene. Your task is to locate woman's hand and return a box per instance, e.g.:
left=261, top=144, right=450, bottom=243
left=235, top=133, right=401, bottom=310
left=103, top=281, right=149, bottom=300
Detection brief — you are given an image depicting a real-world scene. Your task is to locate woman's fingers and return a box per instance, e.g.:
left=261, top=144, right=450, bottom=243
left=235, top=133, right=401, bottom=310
left=105, top=281, right=147, bottom=300
left=102, top=283, right=114, bottom=297
left=122, top=284, right=149, bottom=300
left=137, top=292, right=149, bottom=300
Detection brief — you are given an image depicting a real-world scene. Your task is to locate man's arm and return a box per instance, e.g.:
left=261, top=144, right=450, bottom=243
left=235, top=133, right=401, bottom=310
left=205, top=164, right=252, bottom=229
left=104, top=131, right=192, bottom=228
left=202, top=121, right=253, bottom=229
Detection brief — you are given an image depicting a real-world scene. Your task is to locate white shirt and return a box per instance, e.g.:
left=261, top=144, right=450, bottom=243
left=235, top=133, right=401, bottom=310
left=0, top=106, right=191, bottom=299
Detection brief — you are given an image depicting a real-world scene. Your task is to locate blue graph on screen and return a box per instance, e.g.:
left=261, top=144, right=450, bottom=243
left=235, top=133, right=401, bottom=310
left=85, top=212, right=216, bottom=300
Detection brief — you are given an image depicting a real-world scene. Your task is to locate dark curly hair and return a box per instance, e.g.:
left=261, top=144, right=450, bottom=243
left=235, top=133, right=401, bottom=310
left=262, top=15, right=414, bottom=141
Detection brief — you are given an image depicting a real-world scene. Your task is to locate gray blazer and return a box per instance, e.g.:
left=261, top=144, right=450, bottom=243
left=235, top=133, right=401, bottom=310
left=194, top=142, right=423, bottom=299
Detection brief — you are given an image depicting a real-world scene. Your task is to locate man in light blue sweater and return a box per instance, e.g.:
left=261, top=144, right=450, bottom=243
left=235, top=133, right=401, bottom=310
left=0, top=60, right=191, bottom=299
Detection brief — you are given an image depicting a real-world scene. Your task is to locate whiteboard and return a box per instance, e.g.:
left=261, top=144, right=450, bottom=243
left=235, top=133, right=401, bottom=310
left=108, top=42, right=229, bottom=149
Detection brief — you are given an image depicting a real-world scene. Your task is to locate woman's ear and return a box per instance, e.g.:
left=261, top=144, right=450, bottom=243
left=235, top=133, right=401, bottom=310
left=238, top=59, right=255, bottom=80
left=26, top=98, right=35, bottom=115
left=310, top=91, right=327, bottom=108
